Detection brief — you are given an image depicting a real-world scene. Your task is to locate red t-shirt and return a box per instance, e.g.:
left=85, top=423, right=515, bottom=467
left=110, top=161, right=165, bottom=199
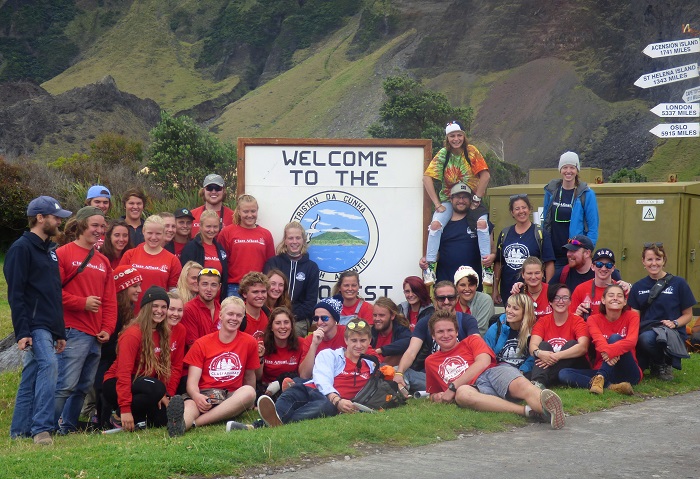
left=202, top=242, right=223, bottom=272
left=120, top=245, right=182, bottom=314
left=408, top=310, right=419, bottom=331
left=173, top=241, right=186, bottom=259
left=425, top=336, right=496, bottom=394
left=218, top=224, right=275, bottom=283
left=455, top=302, right=471, bottom=314
left=262, top=345, right=300, bottom=383
left=244, top=309, right=268, bottom=342
left=570, top=279, right=629, bottom=315
left=299, top=325, right=347, bottom=364
left=587, top=310, right=641, bottom=373
left=184, top=331, right=259, bottom=391
left=527, top=283, right=552, bottom=319
left=332, top=357, right=371, bottom=399
left=341, top=299, right=374, bottom=324
left=181, top=296, right=221, bottom=349
left=57, top=242, right=117, bottom=336
left=190, top=205, right=234, bottom=238
left=532, top=313, right=589, bottom=352
left=374, top=331, right=393, bottom=362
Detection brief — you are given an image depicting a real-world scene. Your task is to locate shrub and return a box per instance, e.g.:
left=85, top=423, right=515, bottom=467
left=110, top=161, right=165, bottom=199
left=0, top=156, right=35, bottom=250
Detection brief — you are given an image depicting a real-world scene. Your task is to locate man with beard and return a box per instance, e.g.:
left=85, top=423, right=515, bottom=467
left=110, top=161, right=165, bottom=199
left=190, top=174, right=234, bottom=237
left=6, top=197, right=72, bottom=445
left=370, top=297, right=412, bottom=366
left=551, top=235, right=621, bottom=292
left=181, top=268, right=223, bottom=349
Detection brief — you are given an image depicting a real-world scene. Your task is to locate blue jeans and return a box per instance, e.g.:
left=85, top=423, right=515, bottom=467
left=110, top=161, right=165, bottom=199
left=10, top=329, right=59, bottom=438
left=426, top=202, right=453, bottom=262
left=226, top=283, right=240, bottom=299
left=559, top=335, right=642, bottom=387
left=402, top=368, right=426, bottom=393
left=636, top=329, right=665, bottom=371
left=55, top=328, right=101, bottom=433
left=274, top=384, right=337, bottom=424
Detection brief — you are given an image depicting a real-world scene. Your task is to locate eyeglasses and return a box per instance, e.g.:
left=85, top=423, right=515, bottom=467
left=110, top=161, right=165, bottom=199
left=553, top=295, right=570, bottom=303
left=644, top=242, right=663, bottom=248
left=313, top=315, right=331, bottom=322
left=594, top=261, right=614, bottom=269
left=347, top=320, right=368, bottom=330
left=435, top=294, right=457, bottom=302
left=198, top=268, right=221, bottom=277
left=509, top=194, right=529, bottom=201
left=205, top=184, right=223, bottom=192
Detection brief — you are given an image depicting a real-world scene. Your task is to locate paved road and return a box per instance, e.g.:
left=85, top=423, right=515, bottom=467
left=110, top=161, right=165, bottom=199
left=264, top=391, right=700, bottom=479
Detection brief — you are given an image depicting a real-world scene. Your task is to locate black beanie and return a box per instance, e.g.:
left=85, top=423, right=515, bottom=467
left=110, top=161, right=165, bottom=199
left=140, top=286, right=170, bottom=309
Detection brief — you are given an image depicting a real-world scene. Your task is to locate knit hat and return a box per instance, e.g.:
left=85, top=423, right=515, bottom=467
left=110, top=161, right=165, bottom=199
left=113, top=265, right=143, bottom=292
left=86, top=185, right=111, bottom=200
left=75, top=206, right=105, bottom=221
left=314, top=297, right=342, bottom=323
left=140, top=286, right=170, bottom=308
left=454, top=265, right=479, bottom=287
left=558, top=151, right=580, bottom=171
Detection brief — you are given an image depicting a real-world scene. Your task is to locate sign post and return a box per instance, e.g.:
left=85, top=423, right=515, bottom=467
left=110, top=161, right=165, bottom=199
left=634, top=63, right=698, bottom=89
left=643, top=38, right=700, bottom=58
left=650, top=103, right=700, bottom=117
left=683, top=86, right=700, bottom=103
left=649, top=123, right=700, bottom=138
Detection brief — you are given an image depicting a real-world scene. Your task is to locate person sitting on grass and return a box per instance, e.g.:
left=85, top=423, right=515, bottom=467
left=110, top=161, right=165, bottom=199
left=166, top=296, right=257, bottom=436
left=247, top=318, right=376, bottom=428
left=297, top=297, right=346, bottom=379
left=425, top=309, right=565, bottom=429
left=370, top=297, right=412, bottom=367
left=257, top=306, right=301, bottom=397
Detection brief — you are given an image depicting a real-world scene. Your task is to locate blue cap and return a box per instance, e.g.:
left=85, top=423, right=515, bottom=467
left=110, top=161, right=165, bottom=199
left=27, top=196, right=72, bottom=218
left=86, top=185, right=111, bottom=200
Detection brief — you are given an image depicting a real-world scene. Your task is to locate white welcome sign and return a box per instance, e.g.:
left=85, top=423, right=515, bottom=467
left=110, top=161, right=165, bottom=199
left=238, top=138, right=431, bottom=302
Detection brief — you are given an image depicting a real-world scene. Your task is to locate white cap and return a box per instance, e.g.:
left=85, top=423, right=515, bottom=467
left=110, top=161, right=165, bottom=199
left=454, top=265, right=479, bottom=287
left=558, top=151, right=580, bottom=171
left=445, top=122, right=464, bottom=135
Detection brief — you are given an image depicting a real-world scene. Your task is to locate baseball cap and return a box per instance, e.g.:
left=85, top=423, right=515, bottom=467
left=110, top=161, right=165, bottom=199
left=27, top=196, right=72, bottom=218
left=592, top=248, right=615, bottom=263
left=203, top=174, right=224, bottom=187
left=174, top=208, right=195, bottom=219
left=450, top=182, right=472, bottom=197
left=86, top=185, right=111, bottom=200
left=562, top=235, right=594, bottom=252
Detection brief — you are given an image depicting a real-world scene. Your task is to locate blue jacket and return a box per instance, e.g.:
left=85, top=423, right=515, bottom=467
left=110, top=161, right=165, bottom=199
left=542, top=179, right=599, bottom=247
left=264, top=253, right=320, bottom=322
left=483, top=313, right=534, bottom=374
left=4, top=231, right=66, bottom=341
left=179, top=236, right=228, bottom=301
left=370, top=320, right=412, bottom=358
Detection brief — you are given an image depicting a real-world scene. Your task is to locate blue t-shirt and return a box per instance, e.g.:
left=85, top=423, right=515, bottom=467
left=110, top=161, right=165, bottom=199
left=410, top=311, right=480, bottom=371
left=550, top=187, right=574, bottom=260
left=628, top=274, right=696, bottom=339
left=495, top=224, right=555, bottom=303
left=436, top=216, right=484, bottom=289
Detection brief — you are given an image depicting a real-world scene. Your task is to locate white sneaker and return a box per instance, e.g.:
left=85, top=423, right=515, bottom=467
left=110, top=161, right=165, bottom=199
left=423, top=266, right=436, bottom=286
left=482, top=266, right=494, bottom=286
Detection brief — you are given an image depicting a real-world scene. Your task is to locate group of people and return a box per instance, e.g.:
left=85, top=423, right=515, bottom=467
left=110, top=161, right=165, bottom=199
left=5, top=122, right=697, bottom=445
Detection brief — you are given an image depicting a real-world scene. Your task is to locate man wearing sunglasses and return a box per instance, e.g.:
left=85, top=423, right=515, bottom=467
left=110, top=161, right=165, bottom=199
left=297, top=298, right=347, bottom=378
left=552, top=235, right=621, bottom=293
left=190, top=174, right=234, bottom=237
left=569, top=249, right=630, bottom=319
left=181, top=268, right=223, bottom=349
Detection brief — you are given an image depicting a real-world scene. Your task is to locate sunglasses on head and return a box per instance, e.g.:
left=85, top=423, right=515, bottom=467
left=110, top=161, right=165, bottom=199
left=509, top=193, right=529, bottom=201
left=594, top=261, right=614, bottom=269
left=435, top=294, right=457, bottom=302
left=205, top=184, right=223, bottom=192
left=347, top=320, right=368, bottom=330
left=313, top=315, right=331, bottom=322
left=644, top=242, right=663, bottom=248
left=199, top=268, right=221, bottom=277
left=567, top=238, right=584, bottom=246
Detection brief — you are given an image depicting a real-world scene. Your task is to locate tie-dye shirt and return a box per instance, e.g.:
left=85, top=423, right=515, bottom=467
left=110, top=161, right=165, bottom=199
left=424, top=145, right=489, bottom=202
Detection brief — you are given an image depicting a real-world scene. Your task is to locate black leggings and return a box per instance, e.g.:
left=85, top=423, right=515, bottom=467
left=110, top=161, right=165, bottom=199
left=103, top=376, right=167, bottom=427
left=530, top=340, right=590, bottom=387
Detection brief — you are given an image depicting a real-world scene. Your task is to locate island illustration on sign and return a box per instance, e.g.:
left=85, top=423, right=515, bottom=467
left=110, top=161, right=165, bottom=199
left=301, top=201, right=370, bottom=274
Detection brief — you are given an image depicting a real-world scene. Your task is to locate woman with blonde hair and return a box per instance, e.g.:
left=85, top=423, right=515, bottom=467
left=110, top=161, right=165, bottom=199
left=218, top=194, right=275, bottom=298
left=176, top=261, right=203, bottom=304
left=484, top=293, right=537, bottom=377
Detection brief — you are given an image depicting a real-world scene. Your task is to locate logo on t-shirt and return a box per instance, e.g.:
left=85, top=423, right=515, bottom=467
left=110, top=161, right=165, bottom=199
left=503, top=243, right=529, bottom=271
left=50, top=251, right=58, bottom=262
left=208, top=352, right=243, bottom=381
left=547, top=337, right=568, bottom=352
left=295, top=272, right=306, bottom=281
left=438, top=355, right=469, bottom=383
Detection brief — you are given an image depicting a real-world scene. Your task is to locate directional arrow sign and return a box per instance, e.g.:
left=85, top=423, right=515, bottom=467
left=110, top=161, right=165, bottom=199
left=650, top=103, right=700, bottom=118
left=649, top=122, right=700, bottom=138
left=683, top=86, right=700, bottom=103
left=643, top=38, right=700, bottom=58
left=634, top=63, right=698, bottom=88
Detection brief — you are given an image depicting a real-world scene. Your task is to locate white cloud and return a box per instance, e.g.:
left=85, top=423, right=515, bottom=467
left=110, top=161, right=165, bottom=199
left=316, top=208, right=362, bottom=220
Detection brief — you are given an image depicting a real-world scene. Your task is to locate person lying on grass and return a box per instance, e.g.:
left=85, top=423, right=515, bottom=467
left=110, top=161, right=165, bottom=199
left=228, top=318, right=376, bottom=430
left=425, top=309, right=566, bottom=429
left=166, top=296, right=257, bottom=436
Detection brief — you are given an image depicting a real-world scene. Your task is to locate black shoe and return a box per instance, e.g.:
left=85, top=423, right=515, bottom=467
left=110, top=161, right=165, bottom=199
left=167, top=395, right=186, bottom=437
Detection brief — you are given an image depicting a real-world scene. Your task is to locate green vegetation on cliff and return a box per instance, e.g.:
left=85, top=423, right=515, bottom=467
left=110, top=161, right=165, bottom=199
left=310, top=229, right=367, bottom=246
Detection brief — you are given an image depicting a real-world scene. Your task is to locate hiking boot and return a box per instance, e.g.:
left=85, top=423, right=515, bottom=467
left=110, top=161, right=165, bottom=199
left=531, top=380, right=545, bottom=390
left=33, top=431, right=53, bottom=446
left=589, top=374, right=604, bottom=395
left=226, top=421, right=253, bottom=432
left=658, top=364, right=674, bottom=381
left=540, top=389, right=565, bottom=430
left=422, top=263, right=437, bottom=286
left=166, top=395, right=186, bottom=437
left=649, top=363, right=661, bottom=377
left=482, top=265, right=494, bottom=286
left=257, top=395, right=282, bottom=428
left=608, top=382, right=634, bottom=395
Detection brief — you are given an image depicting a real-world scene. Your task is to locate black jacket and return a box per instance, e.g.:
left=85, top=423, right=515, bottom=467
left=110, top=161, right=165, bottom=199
left=370, top=320, right=412, bottom=358
left=179, top=236, right=228, bottom=301
left=4, top=231, right=66, bottom=340
left=264, top=253, right=320, bottom=322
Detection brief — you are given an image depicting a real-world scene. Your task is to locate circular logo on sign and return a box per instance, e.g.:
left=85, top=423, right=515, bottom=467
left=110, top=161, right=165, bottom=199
left=291, top=191, right=379, bottom=281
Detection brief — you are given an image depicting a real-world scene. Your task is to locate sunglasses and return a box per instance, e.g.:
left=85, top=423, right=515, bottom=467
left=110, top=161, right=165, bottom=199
left=594, top=261, right=614, bottom=269
left=509, top=193, right=529, bottom=201
left=347, top=320, right=368, bottom=330
left=313, top=315, right=331, bottom=322
left=205, top=184, right=223, bottom=192
left=553, top=295, right=570, bottom=303
left=644, top=242, right=663, bottom=248
left=435, top=294, right=457, bottom=302
left=567, top=238, right=584, bottom=246
left=199, top=268, right=221, bottom=277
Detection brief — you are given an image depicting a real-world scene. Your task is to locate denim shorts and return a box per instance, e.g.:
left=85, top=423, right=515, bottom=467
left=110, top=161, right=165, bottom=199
left=474, top=363, right=523, bottom=399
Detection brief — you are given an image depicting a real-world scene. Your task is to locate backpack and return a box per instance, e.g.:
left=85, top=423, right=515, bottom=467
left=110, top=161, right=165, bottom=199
left=351, top=355, right=406, bottom=411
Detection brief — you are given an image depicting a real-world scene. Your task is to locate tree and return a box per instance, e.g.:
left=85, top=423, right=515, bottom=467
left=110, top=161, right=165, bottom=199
left=146, top=111, right=237, bottom=192
left=609, top=168, right=647, bottom=183
left=368, top=75, right=474, bottom=154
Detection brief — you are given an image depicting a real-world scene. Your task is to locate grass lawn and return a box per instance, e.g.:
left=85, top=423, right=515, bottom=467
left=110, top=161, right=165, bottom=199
left=0, top=354, right=699, bottom=479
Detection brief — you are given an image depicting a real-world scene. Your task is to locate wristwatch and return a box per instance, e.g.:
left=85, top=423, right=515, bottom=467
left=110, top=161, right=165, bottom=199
left=447, top=382, right=457, bottom=393
left=673, top=320, right=679, bottom=328
left=472, top=195, right=481, bottom=203
left=533, top=348, right=540, bottom=358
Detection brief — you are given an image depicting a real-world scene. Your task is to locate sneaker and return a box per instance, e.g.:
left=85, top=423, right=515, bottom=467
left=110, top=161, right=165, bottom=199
left=226, top=421, right=253, bottom=432
left=33, top=431, right=53, bottom=446
left=524, top=405, right=548, bottom=423
left=482, top=265, right=494, bottom=286
left=252, top=419, right=266, bottom=429
left=540, top=389, right=565, bottom=430
left=658, top=364, right=674, bottom=381
left=422, top=262, right=437, bottom=286
left=589, top=374, right=604, bottom=395
left=531, top=380, right=545, bottom=390
left=257, top=395, right=282, bottom=428
left=109, top=412, right=122, bottom=429
left=608, top=382, right=634, bottom=395
left=282, top=377, right=295, bottom=392
left=167, top=395, right=186, bottom=437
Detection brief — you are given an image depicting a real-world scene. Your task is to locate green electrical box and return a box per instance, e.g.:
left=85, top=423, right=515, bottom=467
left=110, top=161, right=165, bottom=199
left=528, top=168, right=604, bottom=185
left=487, top=181, right=700, bottom=300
